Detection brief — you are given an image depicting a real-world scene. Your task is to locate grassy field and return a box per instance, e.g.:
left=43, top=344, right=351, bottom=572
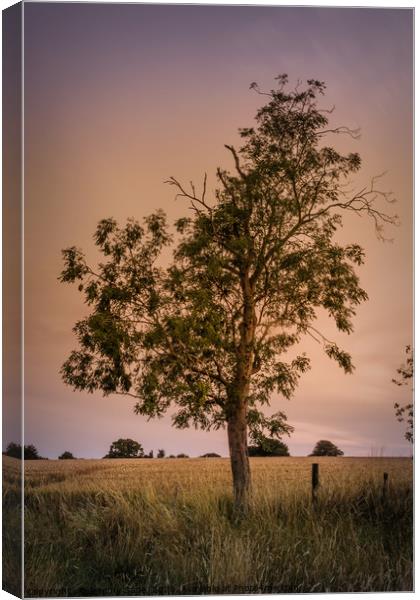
left=3, top=455, right=413, bottom=596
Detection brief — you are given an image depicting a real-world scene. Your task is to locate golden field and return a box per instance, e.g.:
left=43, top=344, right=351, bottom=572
left=3, top=455, right=413, bottom=596
left=22, top=454, right=412, bottom=493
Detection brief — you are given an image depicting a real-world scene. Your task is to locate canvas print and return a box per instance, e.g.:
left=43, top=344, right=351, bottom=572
left=2, top=2, right=413, bottom=597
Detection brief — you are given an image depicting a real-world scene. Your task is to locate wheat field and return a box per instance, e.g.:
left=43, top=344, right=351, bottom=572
left=3, top=455, right=413, bottom=596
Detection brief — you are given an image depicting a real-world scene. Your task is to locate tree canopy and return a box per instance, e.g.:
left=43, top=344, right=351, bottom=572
left=310, top=440, right=344, bottom=457
left=61, top=75, right=394, bottom=511
left=4, top=443, right=44, bottom=460
left=58, top=451, right=75, bottom=460
left=104, top=438, right=144, bottom=459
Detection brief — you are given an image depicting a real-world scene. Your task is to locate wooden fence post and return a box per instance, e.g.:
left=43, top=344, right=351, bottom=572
left=312, top=463, right=319, bottom=503
left=382, top=472, right=389, bottom=501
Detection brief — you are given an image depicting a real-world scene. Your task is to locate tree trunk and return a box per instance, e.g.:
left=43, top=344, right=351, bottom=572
left=227, top=402, right=251, bottom=514
left=227, top=267, right=255, bottom=514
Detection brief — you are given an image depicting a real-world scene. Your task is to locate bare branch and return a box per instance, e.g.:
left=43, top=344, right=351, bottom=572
left=224, top=144, right=247, bottom=179
left=317, top=125, right=361, bottom=139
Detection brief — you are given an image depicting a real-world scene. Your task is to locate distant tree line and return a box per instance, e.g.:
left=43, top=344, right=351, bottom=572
left=2, top=443, right=77, bottom=460
left=3, top=438, right=346, bottom=460
left=3, top=443, right=46, bottom=460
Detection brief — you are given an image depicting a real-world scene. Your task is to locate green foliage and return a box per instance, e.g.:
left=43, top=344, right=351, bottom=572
left=248, top=436, right=290, bottom=457
left=310, top=440, right=344, bottom=457
left=392, top=346, right=414, bottom=386
left=104, top=438, right=144, bottom=459
left=393, top=345, right=413, bottom=443
left=394, top=403, right=413, bottom=444
left=58, top=451, right=75, bottom=460
left=157, top=449, right=166, bottom=458
left=60, top=75, right=394, bottom=445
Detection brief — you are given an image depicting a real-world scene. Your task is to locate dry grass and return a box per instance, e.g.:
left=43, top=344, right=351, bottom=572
left=3, top=455, right=413, bottom=596
left=3, top=457, right=22, bottom=597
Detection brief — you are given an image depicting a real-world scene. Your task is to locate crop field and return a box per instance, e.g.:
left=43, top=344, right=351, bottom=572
left=3, top=455, right=413, bottom=596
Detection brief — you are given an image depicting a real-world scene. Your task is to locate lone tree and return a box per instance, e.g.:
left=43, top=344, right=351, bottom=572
left=104, top=438, right=144, bottom=459
left=310, top=440, right=344, bottom=457
left=393, top=345, right=413, bottom=444
left=157, top=449, right=166, bottom=458
left=60, top=75, right=394, bottom=512
left=248, top=435, right=290, bottom=457
left=58, top=451, right=75, bottom=459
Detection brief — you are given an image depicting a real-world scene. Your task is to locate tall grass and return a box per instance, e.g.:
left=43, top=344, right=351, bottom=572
left=4, top=456, right=413, bottom=596
left=3, top=457, right=22, bottom=596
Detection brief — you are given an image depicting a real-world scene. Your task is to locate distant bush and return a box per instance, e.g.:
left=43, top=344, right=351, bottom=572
left=310, top=440, right=344, bottom=457
left=166, top=453, right=189, bottom=458
left=58, top=451, right=75, bottom=460
left=157, top=449, right=166, bottom=458
left=200, top=452, right=221, bottom=458
left=104, top=438, right=145, bottom=458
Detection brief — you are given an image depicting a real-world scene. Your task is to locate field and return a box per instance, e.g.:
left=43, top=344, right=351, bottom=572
left=3, top=455, right=413, bottom=596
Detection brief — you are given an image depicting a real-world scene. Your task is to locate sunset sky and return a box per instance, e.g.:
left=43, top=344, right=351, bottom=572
left=14, top=3, right=413, bottom=458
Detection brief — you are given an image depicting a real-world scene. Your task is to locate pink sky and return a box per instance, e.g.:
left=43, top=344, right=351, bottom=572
left=11, top=4, right=413, bottom=458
